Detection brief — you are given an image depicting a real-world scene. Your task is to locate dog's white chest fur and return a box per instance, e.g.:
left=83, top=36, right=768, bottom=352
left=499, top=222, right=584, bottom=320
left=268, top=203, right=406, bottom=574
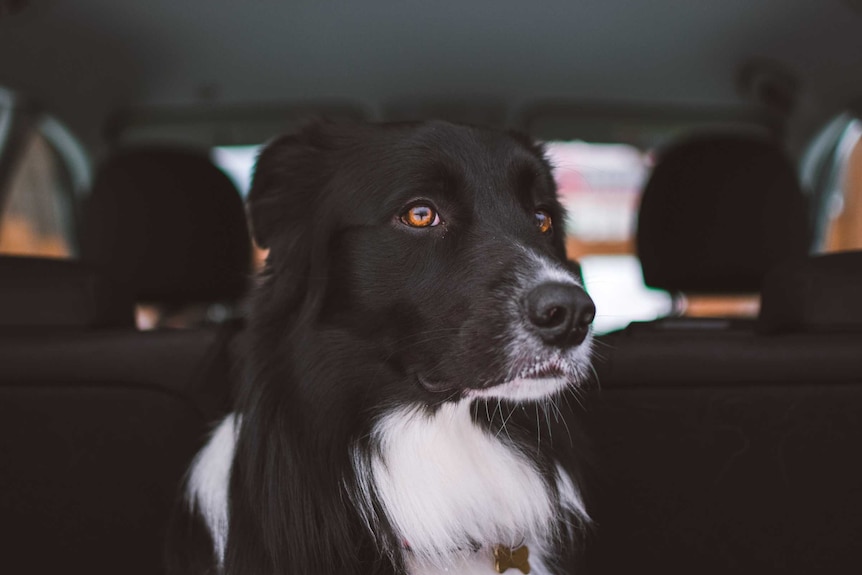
left=354, top=401, right=584, bottom=574
left=189, top=404, right=584, bottom=574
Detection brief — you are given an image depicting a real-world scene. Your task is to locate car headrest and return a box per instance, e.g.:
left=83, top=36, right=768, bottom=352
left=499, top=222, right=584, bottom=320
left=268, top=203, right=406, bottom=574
left=82, top=147, right=251, bottom=304
left=636, top=133, right=810, bottom=293
left=0, top=256, right=134, bottom=328
left=758, top=251, right=862, bottom=333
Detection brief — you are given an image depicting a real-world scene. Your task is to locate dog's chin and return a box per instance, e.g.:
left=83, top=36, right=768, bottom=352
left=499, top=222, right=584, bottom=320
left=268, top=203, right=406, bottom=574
left=465, top=374, right=572, bottom=402
left=463, top=329, right=596, bottom=403
left=416, top=335, right=594, bottom=403
left=464, top=350, right=592, bottom=403
left=416, top=366, right=576, bottom=401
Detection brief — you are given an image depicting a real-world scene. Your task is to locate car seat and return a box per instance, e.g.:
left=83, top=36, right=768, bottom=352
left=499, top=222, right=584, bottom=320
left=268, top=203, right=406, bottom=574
left=0, top=146, right=252, bottom=575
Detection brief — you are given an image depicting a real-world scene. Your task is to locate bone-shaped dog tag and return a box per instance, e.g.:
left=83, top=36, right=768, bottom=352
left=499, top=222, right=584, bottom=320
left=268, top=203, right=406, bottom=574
left=493, top=544, right=530, bottom=574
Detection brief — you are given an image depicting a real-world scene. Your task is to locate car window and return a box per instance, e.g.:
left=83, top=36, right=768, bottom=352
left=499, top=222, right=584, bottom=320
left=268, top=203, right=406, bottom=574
left=0, top=89, right=12, bottom=158
left=0, top=130, right=76, bottom=258
left=211, top=145, right=260, bottom=198
left=212, top=144, right=266, bottom=270
left=816, top=118, right=862, bottom=253
left=545, top=140, right=672, bottom=333
left=800, top=113, right=862, bottom=251
left=827, top=130, right=862, bottom=251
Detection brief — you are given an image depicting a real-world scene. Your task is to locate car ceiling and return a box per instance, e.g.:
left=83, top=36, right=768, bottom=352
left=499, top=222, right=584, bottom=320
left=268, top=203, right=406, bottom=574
left=2, top=0, right=862, bottom=147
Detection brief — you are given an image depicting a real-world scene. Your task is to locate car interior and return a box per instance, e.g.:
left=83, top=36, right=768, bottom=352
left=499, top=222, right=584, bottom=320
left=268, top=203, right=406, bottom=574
left=1, top=1, right=861, bottom=574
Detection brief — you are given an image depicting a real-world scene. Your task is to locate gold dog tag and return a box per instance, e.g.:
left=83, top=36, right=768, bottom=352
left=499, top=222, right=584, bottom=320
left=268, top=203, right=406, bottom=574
left=493, top=544, right=530, bottom=574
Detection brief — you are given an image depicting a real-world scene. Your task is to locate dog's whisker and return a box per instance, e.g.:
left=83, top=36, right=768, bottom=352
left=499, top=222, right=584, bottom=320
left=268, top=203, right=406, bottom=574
left=566, top=387, right=586, bottom=412
left=550, top=396, right=573, bottom=447
left=589, top=337, right=613, bottom=350
left=588, top=364, right=603, bottom=390
left=535, top=403, right=542, bottom=454
left=495, top=402, right=517, bottom=441
left=492, top=398, right=503, bottom=425
left=548, top=394, right=559, bottom=423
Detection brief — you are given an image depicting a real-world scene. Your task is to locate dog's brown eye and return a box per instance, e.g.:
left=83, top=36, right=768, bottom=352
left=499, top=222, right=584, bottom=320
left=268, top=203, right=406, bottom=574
left=401, top=204, right=440, bottom=228
left=535, top=210, right=552, bottom=234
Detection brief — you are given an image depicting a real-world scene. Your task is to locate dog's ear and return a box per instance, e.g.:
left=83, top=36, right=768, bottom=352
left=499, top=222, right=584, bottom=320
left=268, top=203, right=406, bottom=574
left=246, top=124, right=339, bottom=328
left=507, top=129, right=547, bottom=158
left=248, top=130, right=325, bottom=250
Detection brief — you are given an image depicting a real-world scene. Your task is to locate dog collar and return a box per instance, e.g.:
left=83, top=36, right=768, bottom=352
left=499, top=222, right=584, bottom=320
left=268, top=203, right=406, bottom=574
left=401, top=541, right=530, bottom=573
left=493, top=543, right=531, bottom=574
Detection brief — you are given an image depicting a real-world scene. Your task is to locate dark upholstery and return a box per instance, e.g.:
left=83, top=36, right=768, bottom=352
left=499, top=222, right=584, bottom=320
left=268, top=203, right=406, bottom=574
left=81, top=147, right=251, bottom=304
left=0, top=329, right=235, bottom=416
left=636, top=133, right=810, bottom=293
left=0, top=146, right=252, bottom=574
left=584, top=379, right=862, bottom=575
left=0, top=258, right=237, bottom=574
left=0, top=256, right=134, bottom=328
left=759, top=250, right=862, bottom=333
left=0, top=328, right=234, bottom=575
left=589, top=243, right=862, bottom=573
left=593, top=327, right=862, bottom=386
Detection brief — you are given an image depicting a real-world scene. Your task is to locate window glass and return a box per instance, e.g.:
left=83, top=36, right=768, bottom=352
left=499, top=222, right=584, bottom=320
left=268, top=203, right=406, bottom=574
left=545, top=141, right=672, bottom=333
left=820, top=120, right=862, bottom=253
left=0, top=90, right=12, bottom=158
left=212, top=145, right=260, bottom=198
left=212, top=145, right=266, bottom=270
left=0, top=132, right=75, bottom=258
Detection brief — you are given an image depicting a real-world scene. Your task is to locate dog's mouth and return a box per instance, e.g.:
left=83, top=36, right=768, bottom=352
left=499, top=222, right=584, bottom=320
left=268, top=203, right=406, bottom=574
left=415, top=361, right=573, bottom=401
left=412, top=340, right=593, bottom=402
left=465, top=374, right=571, bottom=402
left=458, top=357, right=585, bottom=403
left=517, top=359, right=569, bottom=380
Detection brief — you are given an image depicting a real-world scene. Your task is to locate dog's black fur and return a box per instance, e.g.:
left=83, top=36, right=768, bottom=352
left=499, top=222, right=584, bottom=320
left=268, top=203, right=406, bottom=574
left=168, top=120, right=593, bottom=575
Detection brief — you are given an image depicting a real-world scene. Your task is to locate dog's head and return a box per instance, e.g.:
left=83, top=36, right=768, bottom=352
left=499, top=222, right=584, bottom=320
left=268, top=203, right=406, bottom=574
left=248, top=120, right=594, bottom=406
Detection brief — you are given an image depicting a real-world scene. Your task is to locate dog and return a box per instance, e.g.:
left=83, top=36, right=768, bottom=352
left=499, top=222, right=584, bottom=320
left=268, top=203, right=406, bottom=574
left=168, top=120, right=596, bottom=575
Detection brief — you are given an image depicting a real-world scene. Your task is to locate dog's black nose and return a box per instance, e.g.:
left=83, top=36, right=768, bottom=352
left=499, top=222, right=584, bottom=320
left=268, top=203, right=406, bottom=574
left=525, top=283, right=595, bottom=346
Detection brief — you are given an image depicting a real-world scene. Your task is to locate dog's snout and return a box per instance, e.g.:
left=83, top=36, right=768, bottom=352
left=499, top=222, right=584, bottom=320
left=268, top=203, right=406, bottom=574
left=525, top=283, right=595, bottom=347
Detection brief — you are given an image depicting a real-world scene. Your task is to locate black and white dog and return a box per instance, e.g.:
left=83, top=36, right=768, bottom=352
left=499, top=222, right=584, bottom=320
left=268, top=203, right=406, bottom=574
left=170, top=120, right=596, bottom=575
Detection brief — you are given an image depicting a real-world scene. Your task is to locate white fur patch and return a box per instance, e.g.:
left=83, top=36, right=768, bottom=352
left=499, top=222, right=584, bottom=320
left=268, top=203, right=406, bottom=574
left=189, top=405, right=586, bottom=573
left=186, top=414, right=238, bottom=563
left=353, top=401, right=585, bottom=573
left=520, top=246, right=581, bottom=288
left=466, top=376, right=570, bottom=402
